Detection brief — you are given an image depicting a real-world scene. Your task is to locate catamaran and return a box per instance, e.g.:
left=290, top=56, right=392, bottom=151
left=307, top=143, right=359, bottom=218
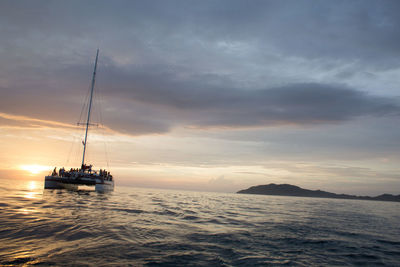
left=44, top=49, right=114, bottom=192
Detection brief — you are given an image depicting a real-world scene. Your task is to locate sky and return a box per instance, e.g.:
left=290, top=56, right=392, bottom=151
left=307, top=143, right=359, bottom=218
left=1, top=0, right=400, bottom=195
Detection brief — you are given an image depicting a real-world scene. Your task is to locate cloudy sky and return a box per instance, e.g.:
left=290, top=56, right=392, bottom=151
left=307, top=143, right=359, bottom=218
left=1, top=0, right=400, bottom=195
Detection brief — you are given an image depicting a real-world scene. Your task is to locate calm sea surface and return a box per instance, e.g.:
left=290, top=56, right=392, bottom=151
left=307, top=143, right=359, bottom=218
left=0, top=179, right=399, bottom=266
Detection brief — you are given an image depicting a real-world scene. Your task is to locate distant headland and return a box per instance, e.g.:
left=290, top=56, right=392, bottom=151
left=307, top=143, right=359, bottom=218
left=237, top=183, right=400, bottom=202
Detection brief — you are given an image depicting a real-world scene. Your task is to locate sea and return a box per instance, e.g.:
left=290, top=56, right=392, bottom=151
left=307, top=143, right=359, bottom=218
left=0, top=179, right=399, bottom=266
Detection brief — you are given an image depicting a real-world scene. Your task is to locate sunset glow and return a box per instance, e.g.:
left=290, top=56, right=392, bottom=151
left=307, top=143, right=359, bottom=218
left=20, top=165, right=51, bottom=175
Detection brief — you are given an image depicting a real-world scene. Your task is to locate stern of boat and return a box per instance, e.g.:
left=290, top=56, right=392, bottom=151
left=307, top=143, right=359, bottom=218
left=95, top=180, right=114, bottom=192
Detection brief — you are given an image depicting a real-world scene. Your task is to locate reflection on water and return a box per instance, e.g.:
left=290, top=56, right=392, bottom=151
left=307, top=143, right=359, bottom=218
left=27, top=181, right=37, bottom=190
left=23, top=182, right=38, bottom=200
left=0, top=179, right=399, bottom=266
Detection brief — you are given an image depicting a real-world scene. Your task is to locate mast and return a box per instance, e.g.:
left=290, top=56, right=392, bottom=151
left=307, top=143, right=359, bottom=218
left=81, top=49, right=99, bottom=168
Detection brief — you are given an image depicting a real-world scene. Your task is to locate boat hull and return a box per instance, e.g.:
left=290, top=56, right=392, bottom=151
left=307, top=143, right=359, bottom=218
left=44, top=176, right=79, bottom=190
left=95, top=180, right=114, bottom=192
left=44, top=175, right=114, bottom=192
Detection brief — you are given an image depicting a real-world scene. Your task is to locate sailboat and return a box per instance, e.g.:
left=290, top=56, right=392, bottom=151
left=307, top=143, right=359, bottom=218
left=44, top=49, right=115, bottom=192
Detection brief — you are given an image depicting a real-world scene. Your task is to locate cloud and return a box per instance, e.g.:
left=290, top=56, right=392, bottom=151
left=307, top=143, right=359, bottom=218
left=99, top=67, right=400, bottom=133
left=1, top=0, right=400, bottom=136
left=0, top=112, right=77, bottom=129
left=2, top=57, right=400, bottom=135
left=2, top=0, right=400, bottom=68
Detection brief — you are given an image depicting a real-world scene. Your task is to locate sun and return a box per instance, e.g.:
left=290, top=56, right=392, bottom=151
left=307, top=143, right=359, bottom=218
left=20, top=164, right=51, bottom=175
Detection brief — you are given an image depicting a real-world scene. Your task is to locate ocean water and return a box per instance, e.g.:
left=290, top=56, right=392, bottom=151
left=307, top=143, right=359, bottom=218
left=0, top=180, right=399, bottom=266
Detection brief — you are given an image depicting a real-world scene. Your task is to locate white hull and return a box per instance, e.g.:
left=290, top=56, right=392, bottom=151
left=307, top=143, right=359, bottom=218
left=95, top=180, right=114, bottom=192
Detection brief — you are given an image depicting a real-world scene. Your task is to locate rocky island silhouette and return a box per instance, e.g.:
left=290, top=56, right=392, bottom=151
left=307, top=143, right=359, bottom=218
left=237, top=183, right=400, bottom=202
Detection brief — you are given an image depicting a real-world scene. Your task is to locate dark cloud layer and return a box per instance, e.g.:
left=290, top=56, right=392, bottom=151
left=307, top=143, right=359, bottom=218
left=1, top=0, right=400, bottom=135
left=102, top=77, right=400, bottom=133
left=2, top=0, right=400, bottom=67
left=1, top=59, right=400, bottom=135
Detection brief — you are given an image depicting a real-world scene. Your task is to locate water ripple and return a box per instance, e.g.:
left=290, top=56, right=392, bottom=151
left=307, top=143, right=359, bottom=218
left=0, top=180, right=399, bottom=266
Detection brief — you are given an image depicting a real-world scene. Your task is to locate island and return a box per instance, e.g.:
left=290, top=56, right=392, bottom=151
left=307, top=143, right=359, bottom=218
left=237, top=183, right=400, bottom=202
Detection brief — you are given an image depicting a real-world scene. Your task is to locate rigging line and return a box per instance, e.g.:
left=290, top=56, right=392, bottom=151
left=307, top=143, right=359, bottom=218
left=78, top=59, right=96, bottom=125
left=104, top=139, right=110, bottom=169
left=70, top=65, right=94, bottom=166
left=66, top=86, right=91, bottom=166
left=74, top=137, right=82, bottom=166
left=97, top=83, right=110, bottom=169
left=65, top=132, right=78, bottom=166
left=77, top=83, right=92, bottom=124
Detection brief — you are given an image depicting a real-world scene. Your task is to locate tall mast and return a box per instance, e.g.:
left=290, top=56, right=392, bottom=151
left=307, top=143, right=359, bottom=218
left=81, top=49, right=99, bottom=168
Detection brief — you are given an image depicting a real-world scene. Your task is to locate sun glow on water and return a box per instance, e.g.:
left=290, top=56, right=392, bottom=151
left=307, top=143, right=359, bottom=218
left=19, top=164, right=51, bottom=175
left=26, top=180, right=36, bottom=189
left=23, top=181, right=40, bottom=200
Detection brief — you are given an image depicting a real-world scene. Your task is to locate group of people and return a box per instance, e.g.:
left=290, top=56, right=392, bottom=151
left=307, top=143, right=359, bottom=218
left=51, top=166, right=112, bottom=180
left=99, top=169, right=111, bottom=177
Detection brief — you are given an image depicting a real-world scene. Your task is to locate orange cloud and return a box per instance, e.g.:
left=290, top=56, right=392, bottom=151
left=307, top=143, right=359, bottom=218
left=0, top=112, right=77, bottom=129
left=0, top=112, right=116, bottom=134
